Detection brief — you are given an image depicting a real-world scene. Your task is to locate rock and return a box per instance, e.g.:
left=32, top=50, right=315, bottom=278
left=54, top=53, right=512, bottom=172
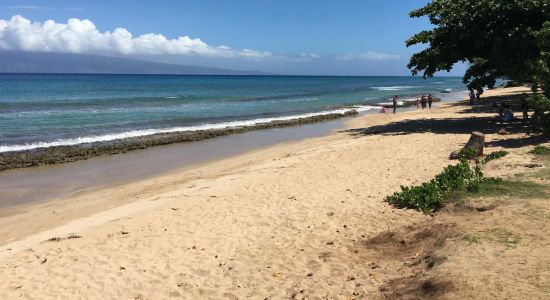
left=450, top=150, right=461, bottom=159
left=344, top=109, right=359, bottom=116
left=497, top=128, right=509, bottom=135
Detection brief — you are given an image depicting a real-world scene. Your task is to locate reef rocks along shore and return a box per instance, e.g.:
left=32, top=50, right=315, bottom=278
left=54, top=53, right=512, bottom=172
left=0, top=110, right=358, bottom=171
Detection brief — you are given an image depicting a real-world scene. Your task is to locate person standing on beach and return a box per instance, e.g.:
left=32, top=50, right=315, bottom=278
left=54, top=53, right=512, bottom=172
left=416, top=97, right=420, bottom=109
left=428, top=94, right=433, bottom=109
left=521, top=96, right=529, bottom=121
left=469, top=88, right=476, bottom=105
left=392, top=95, right=398, bottom=114
left=476, top=88, right=483, bottom=100
left=421, top=95, right=427, bottom=109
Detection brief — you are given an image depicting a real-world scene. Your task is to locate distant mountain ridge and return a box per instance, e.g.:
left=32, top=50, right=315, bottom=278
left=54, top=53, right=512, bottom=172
left=0, top=51, right=265, bottom=75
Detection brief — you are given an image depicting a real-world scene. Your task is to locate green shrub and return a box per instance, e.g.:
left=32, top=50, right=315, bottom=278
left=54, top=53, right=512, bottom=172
left=529, top=145, right=550, bottom=155
left=482, top=150, right=509, bottom=164
left=386, top=181, right=444, bottom=213
left=385, top=160, right=498, bottom=214
left=458, top=147, right=478, bottom=159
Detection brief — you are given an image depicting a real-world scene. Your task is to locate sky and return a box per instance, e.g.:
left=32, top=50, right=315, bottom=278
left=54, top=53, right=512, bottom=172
left=0, top=0, right=466, bottom=76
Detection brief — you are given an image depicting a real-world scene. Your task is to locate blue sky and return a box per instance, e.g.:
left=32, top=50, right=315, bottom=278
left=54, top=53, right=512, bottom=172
left=0, top=0, right=466, bottom=76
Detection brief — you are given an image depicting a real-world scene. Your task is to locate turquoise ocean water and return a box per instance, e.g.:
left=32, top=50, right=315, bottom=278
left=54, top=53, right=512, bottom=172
left=0, top=74, right=467, bottom=152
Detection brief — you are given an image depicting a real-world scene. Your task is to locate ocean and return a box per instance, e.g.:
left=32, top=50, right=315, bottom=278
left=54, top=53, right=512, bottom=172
left=0, top=74, right=467, bottom=152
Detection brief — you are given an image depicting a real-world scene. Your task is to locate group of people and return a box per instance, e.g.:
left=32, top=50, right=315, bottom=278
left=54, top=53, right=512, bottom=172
left=379, top=87, right=485, bottom=115
left=379, top=94, right=434, bottom=114
left=416, top=94, right=434, bottom=109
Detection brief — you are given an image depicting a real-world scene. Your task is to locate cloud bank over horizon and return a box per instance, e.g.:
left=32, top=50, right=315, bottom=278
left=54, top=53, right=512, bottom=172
left=337, top=51, right=400, bottom=61
left=0, top=15, right=442, bottom=75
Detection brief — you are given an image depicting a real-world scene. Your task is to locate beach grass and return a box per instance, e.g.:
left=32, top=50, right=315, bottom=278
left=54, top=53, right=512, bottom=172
left=462, top=228, right=522, bottom=249
left=452, top=179, right=549, bottom=200
left=530, top=145, right=550, bottom=155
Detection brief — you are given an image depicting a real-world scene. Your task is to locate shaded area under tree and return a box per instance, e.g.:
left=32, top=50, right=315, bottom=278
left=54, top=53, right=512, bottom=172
left=343, top=96, right=549, bottom=149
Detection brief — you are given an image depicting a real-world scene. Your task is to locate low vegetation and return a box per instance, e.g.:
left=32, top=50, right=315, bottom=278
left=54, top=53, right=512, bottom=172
left=385, top=160, right=500, bottom=214
left=457, top=147, right=478, bottom=160
left=453, top=178, right=548, bottom=200
left=482, top=150, right=509, bottom=164
left=386, top=149, right=520, bottom=213
left=462, top=228, right=522, bottom=249
left=528, top=95, right=550, bottom=134
left=529, top=145, right=550, bottom=155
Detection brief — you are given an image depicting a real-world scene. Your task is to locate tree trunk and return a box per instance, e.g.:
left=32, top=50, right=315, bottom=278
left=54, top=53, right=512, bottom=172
left=464, top=131, right=485, bottom=156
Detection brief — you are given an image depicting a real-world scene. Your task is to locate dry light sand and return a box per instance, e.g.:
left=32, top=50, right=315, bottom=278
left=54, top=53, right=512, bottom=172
left=0, top=87, right=549, bottom=299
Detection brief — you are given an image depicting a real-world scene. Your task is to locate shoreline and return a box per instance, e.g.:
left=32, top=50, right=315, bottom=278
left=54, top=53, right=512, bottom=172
left=0, top=110, right=360, bottom=171
left=0, top=117, right=349, bottom=209
left=0, top=90, right=465, bottom=172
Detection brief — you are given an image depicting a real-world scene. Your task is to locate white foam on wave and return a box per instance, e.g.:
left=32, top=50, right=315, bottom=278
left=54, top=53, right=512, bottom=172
left=387, top=97, right=419, bottom=103
left=399, top=97, right=420, bottom=103
left=371, top=86, right=417, bottom=91
left=376, top=101, right=405, bottom=107
left=0, top=106, right=378, bottom=153
left=282, top=97, right=319, bottom=103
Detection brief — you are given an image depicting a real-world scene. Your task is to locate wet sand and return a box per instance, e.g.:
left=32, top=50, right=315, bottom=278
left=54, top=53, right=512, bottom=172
left=0, top=118, right=346, bottom=208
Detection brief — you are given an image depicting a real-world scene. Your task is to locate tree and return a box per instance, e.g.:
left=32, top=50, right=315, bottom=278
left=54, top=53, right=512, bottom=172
left=534, top=21, right=550, bottom=93
left=406, top=0, right=550, bottom=95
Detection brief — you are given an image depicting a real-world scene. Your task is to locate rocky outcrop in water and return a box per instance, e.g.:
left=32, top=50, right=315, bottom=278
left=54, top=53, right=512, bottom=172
left=0, top=110, right=358, bottom=171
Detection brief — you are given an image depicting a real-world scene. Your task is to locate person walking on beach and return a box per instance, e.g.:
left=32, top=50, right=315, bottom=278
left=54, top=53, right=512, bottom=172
left=428, top=94, right=433, bottom=109
left=416, top=98, right=420, bottom=109
left=392, top=95, right=398, bottom=114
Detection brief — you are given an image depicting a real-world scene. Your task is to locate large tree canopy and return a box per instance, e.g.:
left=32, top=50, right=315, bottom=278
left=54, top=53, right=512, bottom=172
left=406, top=0, right=550, bottom=94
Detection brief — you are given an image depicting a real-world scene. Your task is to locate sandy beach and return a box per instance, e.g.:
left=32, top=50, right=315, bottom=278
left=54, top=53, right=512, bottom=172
left=1, top=86, right=549, bottom=299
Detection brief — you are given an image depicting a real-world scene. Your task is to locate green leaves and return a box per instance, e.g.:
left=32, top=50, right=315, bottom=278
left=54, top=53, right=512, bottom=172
left=529, top=145, right=550, bottom=155
left=534, top=22, right=550, bottom=96
left=406, top=0, right=550, bottom=92
left=482, top=150, right=509, bottom=164
left=385, top=160, right=497, bottom=214
left=528, top=94, right=550, bottom=133
left=457, top=147, right=478, bottom=160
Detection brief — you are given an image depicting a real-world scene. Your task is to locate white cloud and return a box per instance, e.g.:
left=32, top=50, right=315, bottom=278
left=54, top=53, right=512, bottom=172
left=275, top=52, right=321, bottom=62
left=7, top=6, right=86, bottom=11
left=337, top=51, right=400, bottom=61
left=8, top=5, right=51, bottom=10
left=0, top=15, right=272, bottom=59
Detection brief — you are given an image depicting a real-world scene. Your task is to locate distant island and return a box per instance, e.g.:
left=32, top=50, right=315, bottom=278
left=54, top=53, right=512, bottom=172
left=0, top=50, right=266, bottom=75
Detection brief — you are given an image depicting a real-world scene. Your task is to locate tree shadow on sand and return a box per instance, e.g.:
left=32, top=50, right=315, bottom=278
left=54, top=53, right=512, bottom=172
left=343, top=96, right=549, bottom=149
left=449, top=92, right=530, bottom=115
